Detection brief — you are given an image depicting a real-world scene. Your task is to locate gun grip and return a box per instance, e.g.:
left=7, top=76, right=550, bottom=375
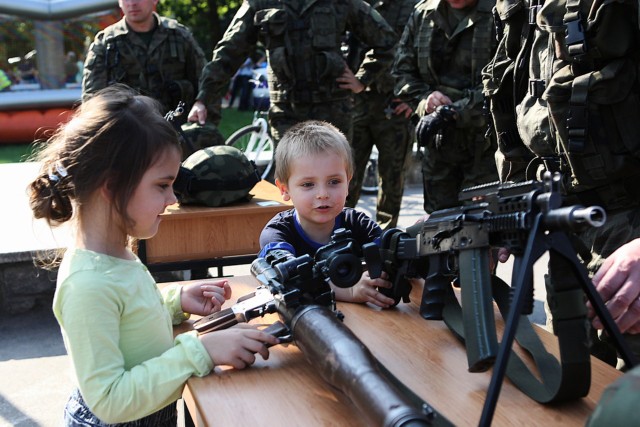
left=458, top=249, right=498, bottom=372
left=419, top=254, right=450, bottom=320
left=362, top=242, right=382, bottom=279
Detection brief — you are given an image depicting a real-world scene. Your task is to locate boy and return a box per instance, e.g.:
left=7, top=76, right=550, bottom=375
left=259, top=121, right=395, bottom=308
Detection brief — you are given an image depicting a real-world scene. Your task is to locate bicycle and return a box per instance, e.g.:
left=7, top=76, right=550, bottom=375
left=225, top=110, right=274, bottom=180
left=225, top=69, right=275, bottom=180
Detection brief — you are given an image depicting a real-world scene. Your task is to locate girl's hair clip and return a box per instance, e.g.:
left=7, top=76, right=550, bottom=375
left=48, top=163, right=68, bottom=183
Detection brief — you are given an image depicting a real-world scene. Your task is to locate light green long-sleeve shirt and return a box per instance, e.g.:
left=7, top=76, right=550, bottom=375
left=53, top=248, right=213, bottom=424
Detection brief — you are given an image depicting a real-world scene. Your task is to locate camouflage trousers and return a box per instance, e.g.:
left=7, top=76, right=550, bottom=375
left=268, top=98, right=354, bottom=145
left=345, top=92, right=414, bottom=230
left=545, top=205, right=640, bottom=369
left=421, top=126, right=498, bottom=213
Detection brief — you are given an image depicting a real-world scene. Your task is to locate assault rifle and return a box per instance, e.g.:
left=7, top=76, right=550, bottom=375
left=377, top=172, right=637, bottom=426
left=193, top=229, right=446, bottom=427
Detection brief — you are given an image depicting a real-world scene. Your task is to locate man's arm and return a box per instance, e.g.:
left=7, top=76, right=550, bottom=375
left=190, top=2, right=258, bottom=123
left=81, top=32, right=109, bottom=102
left=182, top=28, right=222, bottom=125
left=392, top=9, right=433, bottom=113
left=348, top=0, right=398, bottom=89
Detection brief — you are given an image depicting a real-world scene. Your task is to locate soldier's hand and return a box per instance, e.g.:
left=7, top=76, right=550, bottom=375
left=417, top=91, right=452, bottom=115
left=589, top=238, right=640, bottom=334
left=336, top=65, right=365, bottom=94
left=392, top=99, right=412, bottom=118
left=188, top=101, right=208, bottom=125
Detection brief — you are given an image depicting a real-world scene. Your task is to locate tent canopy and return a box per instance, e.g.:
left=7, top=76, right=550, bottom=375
left=0, top=0, right=117, bottom=20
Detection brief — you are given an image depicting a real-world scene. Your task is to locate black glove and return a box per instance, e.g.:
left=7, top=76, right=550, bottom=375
left=415, top=105, right=457, bottom=147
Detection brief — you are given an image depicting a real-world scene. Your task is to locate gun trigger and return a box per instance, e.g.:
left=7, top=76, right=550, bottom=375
left=262, top=320, right=293, bottom=346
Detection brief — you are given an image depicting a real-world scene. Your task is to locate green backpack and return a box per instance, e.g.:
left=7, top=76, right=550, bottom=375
left=483, top=0, right=640, bottom=209
left=173, top=145, right=261, bottom=207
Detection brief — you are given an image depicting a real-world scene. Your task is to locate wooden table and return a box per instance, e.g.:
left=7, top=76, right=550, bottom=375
left=138, top=180, right=291, bottom=272
left=174, top=276, right=621, bottom=427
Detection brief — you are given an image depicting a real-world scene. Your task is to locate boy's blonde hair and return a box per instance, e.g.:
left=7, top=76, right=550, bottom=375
left=275, top=120, right=354, bottom=184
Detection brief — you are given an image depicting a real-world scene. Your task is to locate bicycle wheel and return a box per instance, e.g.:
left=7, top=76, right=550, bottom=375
left=361, top=157, right=379, bottom=195
left=226, top=124, right=274, bottom=180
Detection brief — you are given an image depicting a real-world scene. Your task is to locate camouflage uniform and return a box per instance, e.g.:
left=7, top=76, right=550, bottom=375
left=587, top=362, right=640, bottom=426
left=82, top=12, right=222, bottom=126
left=483, top=0, right=640, bottom=368
left=345, top=0, right=419, bottom=230
left=196, top=0, right=397, bottom=144
left=392, top=0, right=499, bottom=213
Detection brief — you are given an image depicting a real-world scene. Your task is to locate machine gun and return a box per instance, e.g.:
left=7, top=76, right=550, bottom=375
left=193, top=229, right=447, bottom=427
left=377, top=172, right=637, bottom=426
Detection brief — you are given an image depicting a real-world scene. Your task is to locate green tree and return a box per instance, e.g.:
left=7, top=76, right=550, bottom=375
left=157, top=0, right=243, bottom=56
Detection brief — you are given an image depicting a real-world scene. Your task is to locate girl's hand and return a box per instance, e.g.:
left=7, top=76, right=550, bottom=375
left=199, top=324, right=279, bottom=369
left=333, top=271, right=396, bottom=308
left=181, top=280, right=232, bottom=316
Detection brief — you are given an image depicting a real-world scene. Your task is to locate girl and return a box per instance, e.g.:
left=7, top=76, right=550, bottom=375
left=28, top=85, right=277, bottom=426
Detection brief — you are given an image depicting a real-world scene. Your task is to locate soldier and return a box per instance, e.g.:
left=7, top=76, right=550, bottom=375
left=187, top=0, right=398, bottom=148
left=392, top=0, right=499, bottom=214
left=344, top=0, right=418, bottom=230
left=82, top=0, right=223, bottom=149
left=483, top=0, right=640, bottom=369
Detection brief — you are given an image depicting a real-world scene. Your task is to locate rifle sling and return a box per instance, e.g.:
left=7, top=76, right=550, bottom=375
left=441, top=276, right=590, bottom=403
left=187, top=173, right=260, bottom=192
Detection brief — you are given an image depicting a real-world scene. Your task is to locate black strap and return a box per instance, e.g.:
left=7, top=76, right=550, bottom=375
left=441, top=275, right=590, bottom=404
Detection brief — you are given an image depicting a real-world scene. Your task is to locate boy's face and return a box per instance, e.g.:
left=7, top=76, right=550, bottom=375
left=276, top=151, right=350, bottom=232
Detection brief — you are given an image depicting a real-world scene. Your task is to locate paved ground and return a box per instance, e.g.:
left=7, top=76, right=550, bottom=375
left=0, top=161, right=547, bottom=427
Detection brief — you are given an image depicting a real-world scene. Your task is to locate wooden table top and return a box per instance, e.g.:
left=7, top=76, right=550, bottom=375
left=174, top=276, right=620, bottom=427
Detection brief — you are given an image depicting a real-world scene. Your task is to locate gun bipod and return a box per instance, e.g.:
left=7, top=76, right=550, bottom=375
left=477, top=213, right=638, bottom=427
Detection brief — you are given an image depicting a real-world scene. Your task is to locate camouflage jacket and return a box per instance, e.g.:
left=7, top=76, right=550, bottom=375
left=392, top=0, right=496, bottom=126
left=82, top=13, right=220, bottom=123
left=349, top=0, right=420, bottom=95
left=197, top=0, right=397, bottom=106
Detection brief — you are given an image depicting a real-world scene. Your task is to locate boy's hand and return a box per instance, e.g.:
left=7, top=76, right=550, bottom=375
left=181, top=280, right=232, bottom=316
left=333, top=271, right=396, bottom=308
left=199, top=324, right=279, bottom=369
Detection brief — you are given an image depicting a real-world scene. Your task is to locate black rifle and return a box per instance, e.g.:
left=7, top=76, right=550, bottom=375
left=377, top=172, right=637, bottom=426
left=194, top=229, right=447, bottom=427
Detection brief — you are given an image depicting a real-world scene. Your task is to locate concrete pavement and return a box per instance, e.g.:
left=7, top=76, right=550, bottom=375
left=0, top=161, right=547, bottom=427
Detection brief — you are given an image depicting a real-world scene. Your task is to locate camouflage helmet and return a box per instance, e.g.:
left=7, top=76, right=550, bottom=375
left=180, top=122, right=225, bottom=156
left=174, top=145, right=261, bottom=207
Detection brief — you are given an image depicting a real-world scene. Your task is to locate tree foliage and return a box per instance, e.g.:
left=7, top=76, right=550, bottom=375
left=157, top=0, right=243, bottom=56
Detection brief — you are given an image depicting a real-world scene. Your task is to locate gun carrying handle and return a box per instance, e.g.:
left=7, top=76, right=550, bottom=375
left=458, top=249, right=498, bottom=372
